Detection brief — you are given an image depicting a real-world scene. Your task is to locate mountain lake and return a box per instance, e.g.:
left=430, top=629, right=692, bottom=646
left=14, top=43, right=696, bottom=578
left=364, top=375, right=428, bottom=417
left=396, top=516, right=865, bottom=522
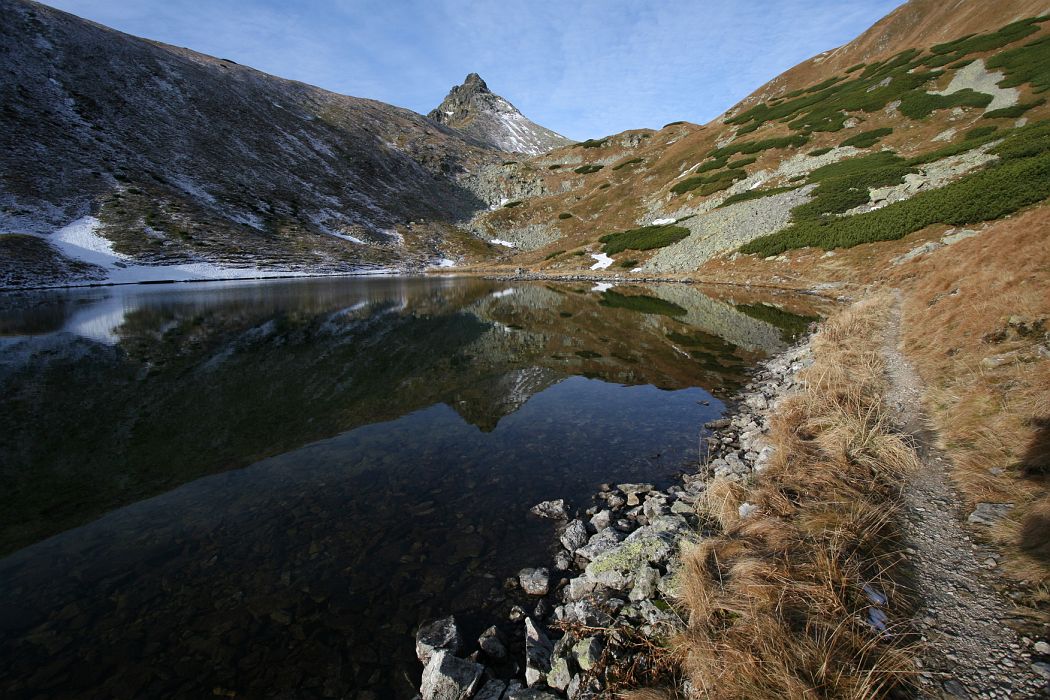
left=0, top=276, right=821, bottom=698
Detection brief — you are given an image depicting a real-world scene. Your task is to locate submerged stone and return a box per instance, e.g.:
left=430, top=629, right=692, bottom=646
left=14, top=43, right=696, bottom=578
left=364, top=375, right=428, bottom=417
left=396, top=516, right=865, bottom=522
left=531, top=499, right=569, bottom=519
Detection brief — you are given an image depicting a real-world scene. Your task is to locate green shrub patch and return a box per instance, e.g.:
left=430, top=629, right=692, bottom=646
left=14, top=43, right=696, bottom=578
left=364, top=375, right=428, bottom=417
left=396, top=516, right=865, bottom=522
left=708, top=134, right=809, bottom=160
left=696, top=157, right=729, bottom=173
left=898, top=88, right=993, bottom=119
left=839, top=127, right=893, bottom=148
left=791, top=151, right=915, bottom=219
left=902, top=125, right=999, bottom=165
left=808, top=147, right=833, bottom=156
left=558, top=212, right=573, bottom=219
left=503, top=201, right=523, bottom=208
left=983, top=98, right=1047, bottom=120
left=716, top=15, right=1049, bottom=138
left=965, top=125, right=999, bottom=140
left=577, top=139, right=609, bottom=149
left=574, top=164, right=604, bottom=174
left=671, top=169, right=747, bottom=196
left=740, top=119, right=1050, bottom=256
left=599, top=224, right=691, bottom=254
left=612, top=157, right=644, bottom=170
left=727, top=156, right=758, bottom=168
left=930, top=17, right=1043, bottom=58
left=987, top=34, right=1050, bottom=94
left=544, top=250, right=565, bottom=260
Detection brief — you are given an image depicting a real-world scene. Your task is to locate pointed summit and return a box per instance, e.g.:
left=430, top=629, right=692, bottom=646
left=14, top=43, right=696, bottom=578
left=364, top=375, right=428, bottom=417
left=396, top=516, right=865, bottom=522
left=462, top=72, right=487, bottom=90
left=428, top=73, right=573, bottom=155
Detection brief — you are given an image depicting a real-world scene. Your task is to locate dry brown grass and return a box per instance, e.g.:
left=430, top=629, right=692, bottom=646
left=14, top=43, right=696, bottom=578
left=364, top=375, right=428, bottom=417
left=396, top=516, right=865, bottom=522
left=670, top=295, right=921, bottom=699
left=895, top=206, right=1050, bottom=588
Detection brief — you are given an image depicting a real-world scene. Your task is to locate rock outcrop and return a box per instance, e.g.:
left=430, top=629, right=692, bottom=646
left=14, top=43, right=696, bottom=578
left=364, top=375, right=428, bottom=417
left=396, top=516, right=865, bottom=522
left=429, top=74, right=574, bottom=155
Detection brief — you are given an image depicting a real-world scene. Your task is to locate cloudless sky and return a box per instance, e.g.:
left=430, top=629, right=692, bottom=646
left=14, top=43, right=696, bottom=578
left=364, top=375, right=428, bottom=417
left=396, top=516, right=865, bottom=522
left=40, top=0, right=904, bottom=140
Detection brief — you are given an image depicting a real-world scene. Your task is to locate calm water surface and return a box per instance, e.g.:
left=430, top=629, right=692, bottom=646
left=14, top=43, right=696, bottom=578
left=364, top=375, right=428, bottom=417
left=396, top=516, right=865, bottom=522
left=0, top=276, right=814, bottom=698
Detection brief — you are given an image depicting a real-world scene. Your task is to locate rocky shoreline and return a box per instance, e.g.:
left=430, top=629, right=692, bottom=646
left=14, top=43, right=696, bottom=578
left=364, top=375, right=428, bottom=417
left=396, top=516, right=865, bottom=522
left=411, top=338, right=815, bottom=699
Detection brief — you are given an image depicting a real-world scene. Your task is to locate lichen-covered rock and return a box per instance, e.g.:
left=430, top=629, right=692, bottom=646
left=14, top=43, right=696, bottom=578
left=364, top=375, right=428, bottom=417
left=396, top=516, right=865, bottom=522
left=575, top=528, right=624, bottom=561
left=628, top=565, right=660, bottom=601
left=584, top=529, right=674, bottom=581
left=547, top=655, right=573, bottom=690
left=572, top=637, right=604, bottom=671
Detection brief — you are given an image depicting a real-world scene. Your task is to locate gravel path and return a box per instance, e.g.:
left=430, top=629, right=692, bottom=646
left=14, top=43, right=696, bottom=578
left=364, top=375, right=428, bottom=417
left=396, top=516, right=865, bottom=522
left=882, top=297, right=1048, bottom=699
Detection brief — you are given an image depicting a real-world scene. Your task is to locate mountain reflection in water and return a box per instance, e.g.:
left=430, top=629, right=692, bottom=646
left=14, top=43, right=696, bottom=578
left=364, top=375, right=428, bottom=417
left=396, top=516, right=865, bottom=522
left=0, top=276, right=820, bottom=699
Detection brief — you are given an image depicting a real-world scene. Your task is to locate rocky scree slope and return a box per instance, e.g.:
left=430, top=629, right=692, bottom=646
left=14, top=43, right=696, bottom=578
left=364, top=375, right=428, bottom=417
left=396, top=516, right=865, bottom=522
left=0, top=0, right=508, bottom=284
left=429, top=73, right=574, bottom=156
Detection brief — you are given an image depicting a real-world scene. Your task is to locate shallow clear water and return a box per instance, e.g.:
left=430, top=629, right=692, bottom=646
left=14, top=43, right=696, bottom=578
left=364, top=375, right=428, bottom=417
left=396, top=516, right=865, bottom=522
left=0, top=276, right=813, bottom=698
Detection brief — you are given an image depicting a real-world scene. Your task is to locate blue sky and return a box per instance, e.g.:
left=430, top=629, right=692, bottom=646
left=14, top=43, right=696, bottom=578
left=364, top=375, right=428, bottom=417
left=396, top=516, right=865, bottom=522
left=41, top=0, right=903, bottom=140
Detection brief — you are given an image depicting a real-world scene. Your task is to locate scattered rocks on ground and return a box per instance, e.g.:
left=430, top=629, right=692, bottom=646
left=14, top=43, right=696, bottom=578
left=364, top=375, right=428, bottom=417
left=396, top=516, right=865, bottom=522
left=413, top=339, right=817, bottom=698
left=967, top=502, right=1015, bottom=527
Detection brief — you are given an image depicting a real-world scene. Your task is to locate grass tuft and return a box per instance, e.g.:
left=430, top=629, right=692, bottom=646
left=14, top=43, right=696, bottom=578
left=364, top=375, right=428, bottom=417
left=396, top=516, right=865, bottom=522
left=675, top=296, right=919, bottom=700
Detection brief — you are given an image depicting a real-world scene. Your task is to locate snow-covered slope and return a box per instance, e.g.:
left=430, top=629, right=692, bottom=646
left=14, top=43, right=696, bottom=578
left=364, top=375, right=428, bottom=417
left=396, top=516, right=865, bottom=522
left=428, top=74, right=574, bottom=155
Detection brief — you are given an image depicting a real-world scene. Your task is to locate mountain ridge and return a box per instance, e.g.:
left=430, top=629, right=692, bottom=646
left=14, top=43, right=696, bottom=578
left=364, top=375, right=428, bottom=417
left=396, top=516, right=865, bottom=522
left=0, top=0, right=514, bottom=286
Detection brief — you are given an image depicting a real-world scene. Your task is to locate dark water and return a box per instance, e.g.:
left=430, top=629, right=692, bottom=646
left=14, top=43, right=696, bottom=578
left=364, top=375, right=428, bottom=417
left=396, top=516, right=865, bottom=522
left=0, top=276, right=814, bottom=699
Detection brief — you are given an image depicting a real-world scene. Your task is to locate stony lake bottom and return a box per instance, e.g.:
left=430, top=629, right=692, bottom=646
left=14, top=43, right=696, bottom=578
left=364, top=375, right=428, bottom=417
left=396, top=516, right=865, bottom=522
left=0, top=276, right=820, bottom=698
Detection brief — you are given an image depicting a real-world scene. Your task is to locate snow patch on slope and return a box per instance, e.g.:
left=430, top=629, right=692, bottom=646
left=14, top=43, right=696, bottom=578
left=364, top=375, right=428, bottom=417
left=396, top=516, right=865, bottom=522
left=589, top=253, right=614, bottom=270
left=38, top=216, right=390, bottom=286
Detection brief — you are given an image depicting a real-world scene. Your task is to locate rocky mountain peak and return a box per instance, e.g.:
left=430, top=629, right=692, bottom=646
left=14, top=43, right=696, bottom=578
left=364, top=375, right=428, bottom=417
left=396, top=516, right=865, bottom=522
left=428, top=73, right=573, bottom=156
left=462, top=72, right=487, bottom=90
